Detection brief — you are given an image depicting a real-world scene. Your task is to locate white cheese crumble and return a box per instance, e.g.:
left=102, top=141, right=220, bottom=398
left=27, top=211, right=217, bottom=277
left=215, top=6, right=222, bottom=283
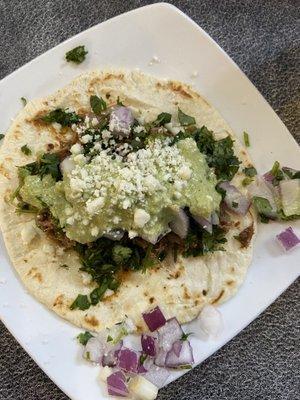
left=21, top=223, right=38, bottom=245
left=134, top=209, right=150, bottom=228
left=70, top=143, right=83, bottom=155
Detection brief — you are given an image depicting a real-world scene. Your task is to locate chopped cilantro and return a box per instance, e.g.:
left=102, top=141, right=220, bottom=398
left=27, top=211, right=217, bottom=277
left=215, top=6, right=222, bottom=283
left=270, top=161, right=284, bottom=184
left=41, top=108, right=81, bottom=126
left=179, top=364, right=193, bottom=370
left=90, top=95, right=107, bottom=114
left=282, top=167, right=300, bottom=180
left=21, top=97, right=27, bottom=106
left=139, top=354, right=148, bottom=365
left=153, top=112, right=172, bottom=126
left=252, top=196, right=273, bottom=223
left=59, top=264, right=69, bottom=269
left=19, top=153, right=62, bottom=181
left=90, top=281, right=109, bottom=305
left=117, top=96, right=124, bottom=106
left=232, top=201, right=238, bottom=208
left=181, top=332, right=193, bottom=341
left=65, top=45, right=88, bottom=64
left=77, top=331, right=93, bottom=345
left=243, top=167, right=257, bottom=177
left=112, top=245, right=132, bottom=264
left=243, top=131, right=250, bottom=147
left=242, top=177, right=253, bottom=186
left=70, top=294, right=90, bottom=310
left=178, top=108, right=196, bottom=126
left=107, top=335, right=113, bottom=342
left=0, top=134, right=4, bottom=141
left=21, top=144, right=32, bottom=156
left=194, top=126, right=240, bottom=181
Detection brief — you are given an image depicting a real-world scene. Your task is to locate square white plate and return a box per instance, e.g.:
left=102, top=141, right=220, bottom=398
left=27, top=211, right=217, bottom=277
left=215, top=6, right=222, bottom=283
left=0, top=3, right=299, bottom=400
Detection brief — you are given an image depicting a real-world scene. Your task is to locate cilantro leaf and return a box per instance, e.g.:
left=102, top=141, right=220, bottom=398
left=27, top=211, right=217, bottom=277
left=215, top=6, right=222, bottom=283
left=41, top=108, right=81, bottom=126
left=65, top=45, right=88, bottom=64
left=21, top=144, right=32, bottom=156
left=112, top=245, right=132, bottom=264
left=153, top=112, right=172, bottom=126
left=18, top=152, right=62, bottom=181
left=181, top=332, right=193, bottom=341
left=243, top=167, right=257, bottom=177
left=90, top=282, right=109, bottom=305
left=178, top=108, right=196, bottom=126
left=90, top=95, right=107, bottom=114
left=77, top=331, right=93, bottom=345
left=107, top=335, right=113, bottom=342
left=243, top=131, right=250, bottom=147
left=242, top=177, right=253, bottom=186
left=252, top=196, right=273, bottom=223
left=70, top=294, right=90, bottom=310
left=0, top=134, right=5, bottom=141
left=21, top=97, right=27, bottom=106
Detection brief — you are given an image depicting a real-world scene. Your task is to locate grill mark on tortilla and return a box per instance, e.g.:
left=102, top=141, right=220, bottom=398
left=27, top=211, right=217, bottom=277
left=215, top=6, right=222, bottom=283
left=53, top=294, right=64, bottom=307
left=212, top=289, right=225, bottom=304
left=156, top=81, right=193, bottom=99
left=84, top=315, right=99, bottom=327
left=226, top=280, right=234, bottom=286
left=183, top=286, right=191, bottom=300
left=0, top=164, right=10, bottom=178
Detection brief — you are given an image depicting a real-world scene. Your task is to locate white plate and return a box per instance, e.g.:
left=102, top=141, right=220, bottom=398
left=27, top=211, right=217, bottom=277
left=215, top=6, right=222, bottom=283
left=0, top=3, right=299, bottom=400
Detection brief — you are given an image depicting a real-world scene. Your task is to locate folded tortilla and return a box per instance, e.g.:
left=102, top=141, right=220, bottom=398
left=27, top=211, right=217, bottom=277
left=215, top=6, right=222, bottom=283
left=0, top=70, right=256, bottom=332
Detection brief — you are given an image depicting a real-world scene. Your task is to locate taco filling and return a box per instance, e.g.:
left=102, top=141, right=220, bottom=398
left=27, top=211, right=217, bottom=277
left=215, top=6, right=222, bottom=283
left=13, top=97, right=247, bottom=309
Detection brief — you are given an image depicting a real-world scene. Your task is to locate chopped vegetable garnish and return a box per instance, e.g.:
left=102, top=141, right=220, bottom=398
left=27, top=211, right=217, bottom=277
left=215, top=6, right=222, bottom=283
left=90, top=95, right=107, bottom=114
left=41, top=108, right=82, bottom=126
left=142, top=306, right=166, bottom=331
left=242, top=177, right=254, bottom=186
left=0, top=134, right=4, bottom=141
left=243, top=131, right=250, bottom=147
left=276, top=227, right=300, bottom=251
left=178, top=108, right=196, bottom=126
left=21, top=144, right=32, bottom=155
left=77, top=331, right=94, bottom=345
left=243, top=167, right=257, bottom=177
left=70, top=294, right=90, bottom=310
left=21, top=97, right=27, bottom=106
left=252, top=196, right=274, bottom=223
left=65, top=45, right=88, bottom=64
left=153, top=112, right=171, bottom=126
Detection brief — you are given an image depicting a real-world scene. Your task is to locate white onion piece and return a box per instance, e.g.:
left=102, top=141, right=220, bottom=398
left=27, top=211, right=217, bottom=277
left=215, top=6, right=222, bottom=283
left=195, top=305, right=223, bottom=340
left=154, top=348, right=168, bottom=367
left=169, top=209, right=189, bottom=239
left=60, top=156, right=75, bottom=175
left=129, top=375, right=159, bottom=400
left=165, top=340, right=194, bottom=368
left=218, top=182, right=250, bottom=215
left=84, top=337, right=106, bottom=363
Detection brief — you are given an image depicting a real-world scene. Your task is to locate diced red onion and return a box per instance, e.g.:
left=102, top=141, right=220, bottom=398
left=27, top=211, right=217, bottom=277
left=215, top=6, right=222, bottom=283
left=141, top=335, right=157, bottom=356
left=142, top=306, right=166, bottom=332
left=169, top=209, right=189, bottom=239
left=117, top=347, right=139, bottom=373
left=84, top=337, right=105, bottom=363
left=192, top=214, right=212, bottom=234
left=157, top=318, right=183, bottom=352
left=109, top=106, right=134, bottom=137
left=107, top=371, right=128, bottom=397
left=172, top=340, right=182, bottom=357
left=276, top=227, right=300, bottom=251
left=137, top=353, right=148, bottom=373
left=218, top=181, right=250, bottom=215
left=211, top=211, right=220, bottom=226
left=154, top=348, right=168, bottom=367
left=263, top=171, right=274, bottom=184
left=102, top=341, right=123, bottom=367
left=165, top=340, right=194, bottom=368
left=142, top=365, right=170, bottom=389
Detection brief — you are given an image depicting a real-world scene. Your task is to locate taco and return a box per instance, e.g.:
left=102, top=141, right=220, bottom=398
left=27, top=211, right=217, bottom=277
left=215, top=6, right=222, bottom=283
left=0, top=70, right=256, bottom=332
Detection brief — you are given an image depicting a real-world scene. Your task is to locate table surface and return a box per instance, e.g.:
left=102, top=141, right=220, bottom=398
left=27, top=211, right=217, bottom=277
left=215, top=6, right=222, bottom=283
left=0, top=1, right=299, bottom=399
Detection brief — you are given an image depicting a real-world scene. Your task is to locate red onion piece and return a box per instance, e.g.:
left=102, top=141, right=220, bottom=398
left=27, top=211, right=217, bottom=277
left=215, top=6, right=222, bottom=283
left=117, top=347, right=139, bottom=373
left=137, top=354, right=148, bottom=373
left=172, top=340, right=182, bottom=357
left=142, top=365, right=170, bottom=389
left=142, top=306, right=166, bottom=332
left=107, top=371, right=128, bottom=397
left=109, top=106, right=134, bottom=137
left=169, top=209, right=189, bottom=239
left=192, top=214, right=212, bottom=233
left=154, top=348, right=168, bottom=367
left=141, top=334, right=157, bottom=356
left=157, top=317, right=184, bottom=352
left=263, top=171, right=274, bottom=184
left=218, top=181, right=250, bottom=215
left=165, top=340, right=194, bottom=368
left=102, top=341, right=123, bottom=367
left=276, top=227, right=300, bottom=251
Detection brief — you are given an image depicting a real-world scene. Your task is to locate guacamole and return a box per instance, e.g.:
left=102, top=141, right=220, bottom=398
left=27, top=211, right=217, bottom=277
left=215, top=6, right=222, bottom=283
left=19, top=138, right=221, bottom=244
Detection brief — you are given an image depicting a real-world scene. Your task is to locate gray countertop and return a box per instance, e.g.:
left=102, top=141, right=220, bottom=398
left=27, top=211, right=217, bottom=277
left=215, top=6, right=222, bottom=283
left=0, top=1, right=299, bottom=399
